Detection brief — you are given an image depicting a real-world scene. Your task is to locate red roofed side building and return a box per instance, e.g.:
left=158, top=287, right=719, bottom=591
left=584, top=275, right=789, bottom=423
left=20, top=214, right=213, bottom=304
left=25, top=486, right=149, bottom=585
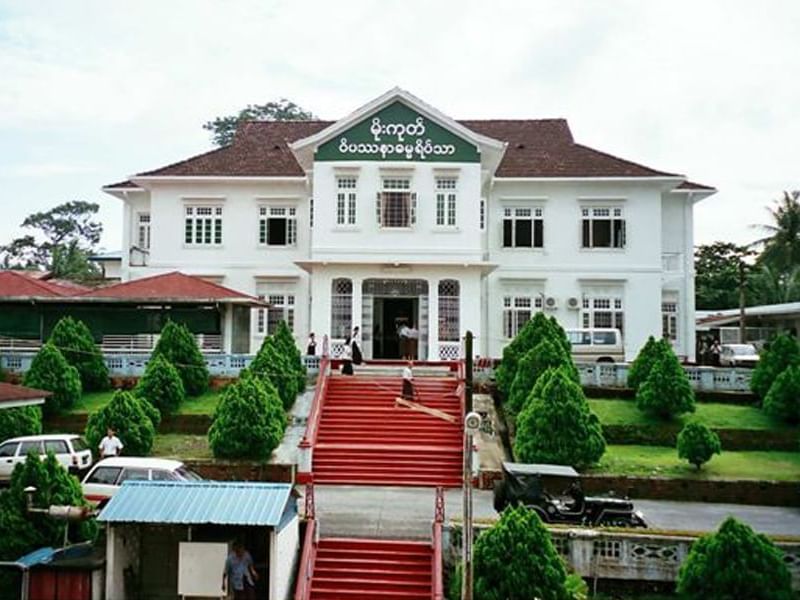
left=103, top=88, right=715, bottom=361
left=0, top=381, right=50, bottom=409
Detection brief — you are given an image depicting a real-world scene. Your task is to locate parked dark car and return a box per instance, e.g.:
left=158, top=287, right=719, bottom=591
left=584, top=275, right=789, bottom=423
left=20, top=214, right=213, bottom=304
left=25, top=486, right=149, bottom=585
left=493, top=462, right=647, bottom=528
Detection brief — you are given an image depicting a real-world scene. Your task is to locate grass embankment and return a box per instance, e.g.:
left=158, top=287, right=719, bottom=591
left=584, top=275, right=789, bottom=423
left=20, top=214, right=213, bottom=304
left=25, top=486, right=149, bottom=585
left=151, top=434, right=212, bottom=460
left=70, top=389, right=222, bottom=415
left=591, top=445, right=800, bottom=481
left=588, top=398, right=797, bottom=432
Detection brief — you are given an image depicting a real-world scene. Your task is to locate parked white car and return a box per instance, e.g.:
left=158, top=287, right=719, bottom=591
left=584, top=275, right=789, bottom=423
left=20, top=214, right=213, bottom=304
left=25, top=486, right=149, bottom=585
left=566, top=328, right=624, bottom=363
left=81, top=457, right=203, bottom=505
left=719, top=344, right=760, bottom=368
left=0, top=434, right=93, bottom=482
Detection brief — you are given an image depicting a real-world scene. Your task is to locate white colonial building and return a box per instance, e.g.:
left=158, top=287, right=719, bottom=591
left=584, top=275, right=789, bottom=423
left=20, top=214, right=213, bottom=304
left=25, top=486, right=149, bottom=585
left=103, top=88, right=714, bottom=361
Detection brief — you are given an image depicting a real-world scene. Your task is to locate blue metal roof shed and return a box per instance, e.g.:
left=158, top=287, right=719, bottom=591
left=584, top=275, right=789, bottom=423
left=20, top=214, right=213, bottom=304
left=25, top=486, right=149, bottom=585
left=97, top=481, right=296, bottom=527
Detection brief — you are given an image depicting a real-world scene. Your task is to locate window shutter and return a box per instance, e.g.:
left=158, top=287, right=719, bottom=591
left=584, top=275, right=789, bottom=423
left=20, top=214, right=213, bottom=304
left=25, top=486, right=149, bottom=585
left=411, top=192, right=417, bottom=225
left=376, top=192, right=382, bottom=225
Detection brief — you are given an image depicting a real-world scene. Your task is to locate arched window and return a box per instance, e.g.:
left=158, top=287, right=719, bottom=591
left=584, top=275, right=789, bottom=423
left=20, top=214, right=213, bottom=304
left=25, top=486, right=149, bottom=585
left=331, top=278, right=353, bottom=339
left=438, top=280, right=460, bottom=342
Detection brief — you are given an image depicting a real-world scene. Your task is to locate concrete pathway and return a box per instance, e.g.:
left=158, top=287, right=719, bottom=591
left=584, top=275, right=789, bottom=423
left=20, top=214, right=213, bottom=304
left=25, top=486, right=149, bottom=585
left=311, top=484, right=800, bottom=539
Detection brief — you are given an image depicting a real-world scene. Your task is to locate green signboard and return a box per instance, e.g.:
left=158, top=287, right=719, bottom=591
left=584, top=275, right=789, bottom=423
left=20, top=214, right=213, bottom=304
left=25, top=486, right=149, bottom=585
left=316, top=101, right=480, bottom=163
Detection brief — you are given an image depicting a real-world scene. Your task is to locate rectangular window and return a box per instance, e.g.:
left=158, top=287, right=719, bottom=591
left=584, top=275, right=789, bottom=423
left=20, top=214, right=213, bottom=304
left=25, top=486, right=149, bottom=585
left=582, top=296, right=624, bottom=335
left=259, top=206, right=297, bottom=246
left=662, top=302, right=678, bottom=342
left=503, top=296, right=544, bottom=338
left=137, top=213, right=151, bottom=249
left=502, top=207, right=543, bottom=248
left=184, top=206, right=222, bottom=246
left=378, top=178, right=415, bottom=228
left=336, top=177, right=357, bottom=226
left=435, top=177, right=457, bottom=227
left=581, top=206, right=625, bottom=249
left=480, top=199, right=486, bottom=231
left=255, top=293, right=295, bottom=335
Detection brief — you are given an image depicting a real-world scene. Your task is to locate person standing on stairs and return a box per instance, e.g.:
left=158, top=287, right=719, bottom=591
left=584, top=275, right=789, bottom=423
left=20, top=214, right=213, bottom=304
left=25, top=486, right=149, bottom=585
left=402, top=361, right=416, bottom=400
left=341, top=336, right=354, bottom=375
left=306, top=332, right=317, bottom=356
left=351, top=325, right=363, bottom=365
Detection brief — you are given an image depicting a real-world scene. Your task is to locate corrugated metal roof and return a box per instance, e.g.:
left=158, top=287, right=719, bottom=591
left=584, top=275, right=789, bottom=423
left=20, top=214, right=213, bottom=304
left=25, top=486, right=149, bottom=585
left=97, top=481, right=294, bottom=526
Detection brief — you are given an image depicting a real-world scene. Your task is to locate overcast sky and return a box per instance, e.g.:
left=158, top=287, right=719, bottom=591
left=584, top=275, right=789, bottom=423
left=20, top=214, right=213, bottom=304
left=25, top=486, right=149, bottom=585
left=1, top=0, right=798, bottom=252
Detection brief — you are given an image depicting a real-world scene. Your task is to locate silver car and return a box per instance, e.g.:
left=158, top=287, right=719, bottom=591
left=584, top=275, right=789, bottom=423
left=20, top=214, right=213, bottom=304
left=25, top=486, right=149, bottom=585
left=719, top=344, right=760, bottom=368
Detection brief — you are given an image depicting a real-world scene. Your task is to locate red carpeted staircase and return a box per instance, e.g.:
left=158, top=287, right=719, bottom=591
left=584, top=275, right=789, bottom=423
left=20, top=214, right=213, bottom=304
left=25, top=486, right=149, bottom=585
left=312, top=372, right=463, bottom=487
left=310, top=537, right=433, bottom=599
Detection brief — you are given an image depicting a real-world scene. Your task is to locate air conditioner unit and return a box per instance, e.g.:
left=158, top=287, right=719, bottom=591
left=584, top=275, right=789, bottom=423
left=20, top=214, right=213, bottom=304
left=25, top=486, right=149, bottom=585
left=567, top=297, right=581, bottom=310
left=544, top=296, right=558, bottom=310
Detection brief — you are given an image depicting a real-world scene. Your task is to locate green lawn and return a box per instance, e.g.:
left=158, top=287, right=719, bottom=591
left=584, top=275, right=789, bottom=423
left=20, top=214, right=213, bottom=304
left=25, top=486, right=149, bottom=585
left=70, top=389, right=223, bottom=415
left=590, top=444, right=800, bottom=481
left=588, top=398, right=796, bottom=431
left=151, top=434, right=212, bottom=460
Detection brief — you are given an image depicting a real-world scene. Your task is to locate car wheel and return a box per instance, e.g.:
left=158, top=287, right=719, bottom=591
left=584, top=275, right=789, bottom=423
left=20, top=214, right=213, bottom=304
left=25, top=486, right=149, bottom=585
left=493, top=480, right=509, bottom=513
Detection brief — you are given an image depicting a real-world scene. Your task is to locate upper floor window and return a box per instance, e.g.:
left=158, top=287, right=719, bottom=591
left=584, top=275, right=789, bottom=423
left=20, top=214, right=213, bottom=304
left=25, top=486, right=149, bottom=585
left=336, top=177, right=357, bottom=226
left=184, top=206, right=222, bottom=246
left=376, top=178, right=416, bottom=228
left=137, top=213, right=151, bottom=250
left=581, top=206, right=625, bottom=249
left=435, top=178, right=457, bottom=227
left=480, top=199, right=486, bottom=231
left=503, top=207, right=543, bottom=248
left=259, top=206, right=297, bottom=246
left=503, top=295, right=543, bottom=338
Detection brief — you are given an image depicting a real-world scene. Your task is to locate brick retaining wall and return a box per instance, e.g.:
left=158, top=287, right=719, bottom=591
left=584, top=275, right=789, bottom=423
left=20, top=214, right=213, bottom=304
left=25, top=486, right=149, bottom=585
left=603, top=424, right=799, bottom=451
left=185, top=459, right=294, bottom=483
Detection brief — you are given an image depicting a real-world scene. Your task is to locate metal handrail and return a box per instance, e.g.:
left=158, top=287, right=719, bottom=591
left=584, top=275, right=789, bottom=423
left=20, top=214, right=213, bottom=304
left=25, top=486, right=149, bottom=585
left=293, top=519, right=317, bottom=600
left=432, top=486, right=445, bottom=600
left=299, top=357, right=330, bottom=451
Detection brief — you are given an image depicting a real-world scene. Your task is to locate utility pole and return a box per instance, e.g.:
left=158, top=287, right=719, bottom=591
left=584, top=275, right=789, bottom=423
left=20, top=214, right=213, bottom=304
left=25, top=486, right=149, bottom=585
left=738, top=261, right=747, bottom=343
left=462, top=331, right=474, bottom=600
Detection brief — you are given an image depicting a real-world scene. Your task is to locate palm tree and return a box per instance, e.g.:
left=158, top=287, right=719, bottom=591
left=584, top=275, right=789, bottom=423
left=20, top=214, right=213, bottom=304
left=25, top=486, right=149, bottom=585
left=752, top=190, right=800, bottom=272
left=749, top=264, right=800, bottom=305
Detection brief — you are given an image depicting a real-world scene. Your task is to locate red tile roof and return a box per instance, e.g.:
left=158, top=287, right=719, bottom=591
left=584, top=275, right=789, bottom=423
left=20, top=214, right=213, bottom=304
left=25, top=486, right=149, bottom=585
left=77, top=271, right=258, bottom=302
left=676, top=180, right=716, bottom=191
left=116, top=118, right=705, bottom=183
left=0, top=381, right=51, bottom=406
left=0, top=271, right=79, bottom=297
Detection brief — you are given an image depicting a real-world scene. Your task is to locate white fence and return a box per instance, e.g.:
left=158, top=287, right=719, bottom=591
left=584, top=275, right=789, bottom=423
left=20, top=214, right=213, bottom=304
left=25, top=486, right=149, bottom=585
left=575, top=362, right=753, bottom=393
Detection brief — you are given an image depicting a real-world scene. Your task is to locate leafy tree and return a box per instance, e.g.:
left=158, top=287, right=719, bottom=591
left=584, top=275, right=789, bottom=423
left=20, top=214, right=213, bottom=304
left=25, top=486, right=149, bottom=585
left=751, top=333, right=800, bottom=400
left=547, top=315, right=572, bottom=357
left=627, top=336, right=667, bottom=391
left=496, top=312, right=557, bottom=398
left=203, top=99, right=315, bottom=146
left=635, top=345, right=695, bottom=419
left=763, top=364, right=800, bottom=424
left=23, top=343, right=82, bottom=416
left=0, top=452, right=96, bottom=564
left=694, top=242, right=754, bottom=310
left=48, top=316, right=109, bottom=391
left=752, top=190, right=800, bottom=274
left=135, top=354, right=186, bottom=417
left=247, top=336, right=298, bottom=410
left=0, top=201, right=102, bottom=280
left=749, top=264, right=800, bottom=305
left=273, top=320, right=307, bottom=392
left=677, top=517, right=793, bottom=600
left=507, top=339, right=578, bottom=415
left=208, top=372, right=286, bottom=459
left=85, top=390, right=157, bottom=456
left=514, top=366, right=605, bottom=467
left=677, top=422, right=721, bottom=469
left=151, top=320, right=209, bottom=396
left=0, top=406, right=42, bottom=443
left=470, top=504, right=569, bottom=600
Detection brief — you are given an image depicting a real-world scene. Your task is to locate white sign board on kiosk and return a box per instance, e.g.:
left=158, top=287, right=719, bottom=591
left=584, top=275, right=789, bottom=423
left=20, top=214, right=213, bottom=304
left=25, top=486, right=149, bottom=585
left=178, top=541, right=229, bottom=599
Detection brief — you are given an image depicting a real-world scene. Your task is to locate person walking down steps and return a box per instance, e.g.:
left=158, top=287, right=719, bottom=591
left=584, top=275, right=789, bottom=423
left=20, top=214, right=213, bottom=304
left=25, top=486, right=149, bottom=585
left=402, top=361, right=416, bottom=400
left=341, top=336, right=354, bottom=375
left=351, top=326, right=363, bottom=365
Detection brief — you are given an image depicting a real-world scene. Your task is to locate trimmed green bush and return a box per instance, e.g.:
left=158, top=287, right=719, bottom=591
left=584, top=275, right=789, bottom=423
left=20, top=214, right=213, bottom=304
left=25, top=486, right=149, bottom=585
left=635, top=345, right=695, bottom=419
left=471, top=504, right=569, bottom=600
left=208, top=372, right=287, bottom=459
left=0, top=405, right=42, bottom=443
left=23, top=343, right=81, bottom=416
left=677, top=421, right=721, bottom=469
left=0, top=452, right=96, bottom=564
left=135, top=355, right=186, bottom=416
left=751, top=333, right=800, bottom=400
left=763, top=364, right=800, bottom=424
left=507, top=339, right=578, bottom=414
left=48, top=316, right=109, bottom=391
left=514, top=366, right=605, bottom=467
left=547, top=315, right=572, bottom=357
left=85, top=390, right=157, bottom=456
left=247, top=336, right=298, bottom=410
left=627, top=336, right=666, bottom=391
left=151, top=320, right=209, bottom=396
left=677, top=516, right=793, bottom=600
left=273, top=320, right=307, bottom=392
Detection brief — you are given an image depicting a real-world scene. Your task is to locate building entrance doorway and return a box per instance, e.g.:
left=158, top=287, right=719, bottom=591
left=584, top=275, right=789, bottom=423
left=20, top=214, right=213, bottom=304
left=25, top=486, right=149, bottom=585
left=373, top=297, right=418, bottom=359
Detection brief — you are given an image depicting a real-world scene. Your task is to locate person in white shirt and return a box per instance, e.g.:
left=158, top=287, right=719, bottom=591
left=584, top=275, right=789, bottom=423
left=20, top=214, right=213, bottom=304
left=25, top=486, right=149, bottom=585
left=402, top=361, right=415, bottom=400
left=99, top=428, right=123, bottom=458
left=340, top=337, right=354, bottom=375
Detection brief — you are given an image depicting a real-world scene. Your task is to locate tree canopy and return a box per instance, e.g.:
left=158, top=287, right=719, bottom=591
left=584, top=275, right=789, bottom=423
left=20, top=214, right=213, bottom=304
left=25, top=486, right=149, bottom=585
left=203, top=99, right=315, bottom=146
left=48, top=316, right=109, bottom=391
left=151, top=320, right=209, bottom=396
left=694, top=242, right=754, bottom=310
left=752, top=190, right=800, bottom=274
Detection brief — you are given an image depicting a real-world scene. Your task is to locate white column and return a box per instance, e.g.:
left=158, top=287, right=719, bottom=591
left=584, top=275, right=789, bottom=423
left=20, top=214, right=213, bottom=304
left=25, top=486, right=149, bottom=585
left=310, top=269, right=332, bottom=343
left=429, top=278, right=439, bottom=361
left=222, top=305, right=234, bottom=353
left=460, top=271, right=482, bottom=358
left=684, top=195, right=697, bottom=362
left=352, top=276, right=364, bottom=333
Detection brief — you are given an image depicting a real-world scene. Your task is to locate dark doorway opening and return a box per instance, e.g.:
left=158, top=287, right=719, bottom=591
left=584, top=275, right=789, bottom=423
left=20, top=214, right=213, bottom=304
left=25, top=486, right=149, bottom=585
left=373, top=297, right=417, bottom=359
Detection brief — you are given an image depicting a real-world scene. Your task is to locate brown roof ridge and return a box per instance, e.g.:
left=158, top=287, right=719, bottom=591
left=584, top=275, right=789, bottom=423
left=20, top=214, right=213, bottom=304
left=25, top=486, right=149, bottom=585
left=0, top=381, right=52, bottom=403
left=571, top=143, right=682, bottom=178
left=76, top=271, right=258, bottom=300
left=458, top=117, right=568, bottom=123
left=0, top=270, right=75, bottom=296
left=135, top=145, right=233, bottom=178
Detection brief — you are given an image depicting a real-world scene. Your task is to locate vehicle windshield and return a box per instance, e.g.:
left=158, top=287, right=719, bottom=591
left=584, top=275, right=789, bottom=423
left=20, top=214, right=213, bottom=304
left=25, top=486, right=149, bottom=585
left=71, top=437, right=89, bottom=452
left=175, top=467, right=203, bottom=481
left=730, top=345, right=756, bottom=355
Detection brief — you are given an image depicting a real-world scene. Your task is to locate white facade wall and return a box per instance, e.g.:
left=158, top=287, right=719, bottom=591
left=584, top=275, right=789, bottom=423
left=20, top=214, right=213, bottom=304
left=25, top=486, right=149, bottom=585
left=270, top=515, right=300, bottom=600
